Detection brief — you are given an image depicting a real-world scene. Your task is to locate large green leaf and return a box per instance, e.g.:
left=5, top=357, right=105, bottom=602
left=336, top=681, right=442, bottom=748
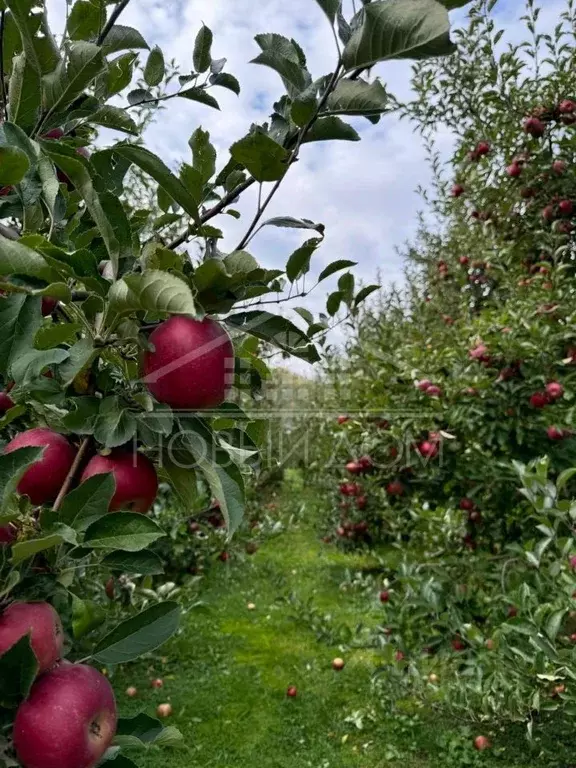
left=327, top=78, right=389, bottom=115
left=189, top=127, right=216, bottom=186
left=160, top=461, right=199, bottom=513
left=178, top=87, right=220, bottom=110
left=11, top=534, right=64, bottom=565
left=5, top=0, right=59, bottom=74
left=101, top=550, right=164, bottom=576
left=59, top=337, right=98, bottom=386
left=101, top=25, right=149, bottom=56
left=230, top=132, right=288, bottom=183
left=8, top=52, right=41, bottom=133
left=251, top=34, right=311, bottom=97
left=193, top=25, right=213, bottom=73
left=93, top=602, right=180, bottom=665
left=225, top=311, right=320, bottom=363
left=53, top=473, right=116, bottom=531
left=112, top=144, right=200, bottom=222
left=342, top=0, right=455, bottom=71
left=93, top=396, right=137, bottom=449
left=318, top=259, right=357, bottom=281
left=107, top=270, right=196, bottom=318
left=0, top=294, right=42, bottom=378
left=286, top=238, right=322, bottom=282
left=42, top=41, right=106, bottom=114
left=302, top=116, right=360, bottom=143
left=313, top=0, right=341, bottom=23
left=144, top=46, right=165, bottom=86
left=0, top=446, right=43, bottom=515
left=84, top=512, right=165, bottom=551
left=67, top=0, right=105, bottom=41
left=209, top=72, right=240, bottom=95
left=11, top=347, right=69, bottom=387
left=0, top=236, right=55, bottom=282
left=90, top=106, right=139, bottom=135
left=0, top=145, right=30, bottom=185
left=0, top=635, right=38, bottom=708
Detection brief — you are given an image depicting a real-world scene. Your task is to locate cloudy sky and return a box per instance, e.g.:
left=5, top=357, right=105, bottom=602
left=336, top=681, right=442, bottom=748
left=45, top=0, right=564, bottom=371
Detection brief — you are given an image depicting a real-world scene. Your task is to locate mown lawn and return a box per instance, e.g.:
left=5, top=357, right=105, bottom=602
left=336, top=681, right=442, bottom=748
left=112, top=479, right=576, bottom=768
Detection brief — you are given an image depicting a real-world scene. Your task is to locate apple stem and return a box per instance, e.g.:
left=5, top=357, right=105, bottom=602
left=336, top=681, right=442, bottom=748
left=52, top=437, right=91, bottom=512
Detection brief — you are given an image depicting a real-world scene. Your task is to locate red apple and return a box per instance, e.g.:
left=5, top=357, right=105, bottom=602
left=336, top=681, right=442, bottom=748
left=143, top=316, right=234, bottom=410
left=530, top=391, right=550, bottom=409
left=286, top=685, right=297, bottom=697
left=80, top=450, right=158, bottom=513
left=151, top=678, right=164, bottom=689
left=356, top=496, right=368, bottom=510
left=379, top=590, right=390, bottom=603
left=559, top=99, right=576, bottom=113
left=126, top=686, right=138, bottom=697
left=104, top=578, right=115, bottom=601
left=459, top=255, right=469, bottom=266
left=474, top=736, right=491, bottom=751
left=542, top=204, right=555, bottom=222
left=559, top=199, right=574, bottom=216
left=416, top=441, right=438, bottom=459
left=546, top=381, right=564, bottom=400
left=459, top=498, right=474, bottom=511
left=476, top=141, right=490, bottom=156
left=14, top=662, right=117, bottom=768
left=506, top=162, right=522, bottom=177
left=346, top=461, right=362, bottom=475
left=3, top=428, right=76, bottom=505
left=0, top=389, right=14, bottom=413
left=157, top=703, right=172, bottom=718
left=332, top=657, right=345, bottom=671
left=450, top=183, right=464, bottom=198
left=386, top=481, right=404, bottom=497
left=42, top=128, right=64, bottom=140
left=552, top=160, right=567, bottom=174
left=451, top=636, right=465, bottom=651
left=337, top=415, right=350, bottom=425
left=507, top=605, right=518, bottom=618
left=0, top=602, right=63, bottom=674
left=0, top=523, right=16, bottom=544
left=416, top=379, right=432, bottom=392
left=426, top=385, right=442, bottom=397
left=218, top=551, right=229, bottom=562
left=41, top=297, right=58, bottom=316
left=547, top=426, right=568, bottom=440
left=524, top=116, right=545, bottom=137
left=395, top=650, right=405, bottom=662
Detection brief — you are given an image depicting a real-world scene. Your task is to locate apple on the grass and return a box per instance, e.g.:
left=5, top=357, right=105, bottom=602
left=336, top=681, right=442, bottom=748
left=157, top=703, right=172, bottom=718
left=14, top=661, right=117, bottom=768
left=3, top=428, right=76, bottom=505
left=151, top=678, right=164, bottom=689
left=473, top=736, right=491, bottom=751
left=80, top=450, right=158, bottom=513
left=0, top=602, right=63, bottom=674
left=332, top=658, right=345, bottom=671
left=286, top=686, right=298, bottom=698
left=126, top=686, right=138, bottom=698
left=142, top=316, right=234, bottom=410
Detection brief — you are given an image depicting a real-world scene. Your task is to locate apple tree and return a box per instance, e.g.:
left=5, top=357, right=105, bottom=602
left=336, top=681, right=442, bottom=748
left=0, top=0, right=465, bottom=766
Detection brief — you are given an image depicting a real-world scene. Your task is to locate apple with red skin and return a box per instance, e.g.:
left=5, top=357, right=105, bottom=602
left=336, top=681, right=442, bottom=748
left=379, top=590, right=390, bottom=603
left=459, top=255, right=469, bottom=266
left=475, top=141, right=490, bottom=156
left=570, top=555, right=576, bottom=570
left=0, top=185, right=12, bottom=196
left=0, top=602, right=63, bottom=674
left=0, top=389, right=14, bottom=413
left=157, top=703, right=172, bottom=718
left=356, top=496, right=368, bottom=511
left=474, top=736, right=491, bottom=751
left=546, top=381, right=564, bottom=400
left=395, top=650, right=405, bottom=662
left=143, top=316, right=234, bottom=410
left=450, top=183, right=464, bottom=198
left=286, top=686, right=297, bottom=698
left=506, top=162, right=522, bottom=177
left=469, top=343, right=488, bottom=361
left=559, top=199, right=574, bottom=216
left=459, top=498, right=474, bottom=511
left=80, top=450, right=158, bottom=513
left=14, top=661, right=117, bottom=768
left=416, top=378, right=432, bottom=392
left=451, top=636, right=465, bottom=651
left=425, top=385, right=442, bottom=397
left=559, top=99, right=576, bottom=113
left=416, top=441, right=438, bottom=459
left=507, top=605, right=518, bottom=618
left=530, top=391, right=550, bottom=409
left=553, top=160, right=567, bottom=174
left=104, top=578, right=115, bottom=601
left=386, top=481, right=404, bottom=497
left=548, top=426, right=568, bottom=440
left=0, top=523, right=16, bottom=544
left=468, top=510, right=482, bottom=524
left=151, top=678, right=164, bottom=689
left=346, top=461, right=362, bottom=475
left=3, top=428, right=76, bottom=505
left=332, top=657, right=345, bottom=671
left=524, top=116, right=545, bottom=137
left=542, top=204, right=555, bottom=223
left=126, top=686, right=138, bottom=698
left=41, top=297, right=58, bottom=316
left=337, top=415, right=350, bottom=425
left=218, top=551, right=230, bottom=562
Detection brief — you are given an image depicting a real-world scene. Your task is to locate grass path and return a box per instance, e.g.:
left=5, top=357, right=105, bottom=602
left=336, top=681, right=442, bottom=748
left=113, top=480, right=573, bottom=768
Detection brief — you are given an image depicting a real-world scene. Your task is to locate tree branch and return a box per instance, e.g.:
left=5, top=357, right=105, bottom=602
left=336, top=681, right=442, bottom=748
left=52, top=437, right=91, bottom=512
left=97, top=0, right=132, bottom=46
left=0, top=12, right=8, bottom=122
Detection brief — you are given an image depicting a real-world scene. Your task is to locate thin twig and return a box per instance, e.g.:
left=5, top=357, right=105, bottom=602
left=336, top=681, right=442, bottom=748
left=52, top=437, right=91, bottom=513
left=97, top=0, right=132, bottom=46
left=235, top=63, right=343, bottom=251
left=0, top=12, right=8, bottom=122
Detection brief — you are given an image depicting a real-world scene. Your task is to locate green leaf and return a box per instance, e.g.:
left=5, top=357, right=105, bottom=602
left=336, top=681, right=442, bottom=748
left=112, top=144, right=200, bottom=223
left=0, top=145, right=30, bottom=185
left=342, top=0, right=455, bottom=71
left=230, top=132, right=288, bottom=183
left=291, top=85, right=317, bottom=127
left=327, top=290, right=343, bottom=315
left=5, top=0, right=59, bottom=74
left=327, top=78, right=389, bottom=115
left=313, top=0, right=341, bottom=23
left=209, top=72, right=240, bottom=95
left=42, top=41, right=105, bottom=114
left=101, top=25, right=149, bottom=56
left=302, top=116, right=360, bottom=143
left=11, top=534, right=63, bottom=565
left=160, top=460, right=198, bottom=513
left=318, top=259, right=357, bottom=282
left=102, top=549, right=164, bottom=575
left=193, top=25, right=213, bottom=73
left=90, top=106, right=139, bottom=135
left=84, top=512, right=165, bottom=551
left=546, top=609, right=567, bottom=641
left=116, top=713, right=164, bottom=744
left=189, top=127, right=216, bottom=186
left=0, top=295, right=42, bottom=378
left=0, top=635, right=38, bottom=708
left=59, top=338, right=98, bottom=386
left=67, top=0, right=103, bottom=41
left=260, top=217, right=323, bottom=233
left=178, top=87, right=220, bottom=111
left=226, top=311, right=320, bottom=363
left=286, top=238, right=321, bottom=282
left=251, top=34, right=311, bottom=97
left=11, top=347, right=69, bottom=387
left=93, top=396, right=137, bottom=449
left=8, top=53, right=41, bottom=133
left=105, top=52, right=138, bottom=97
left=56, top=473, right=116, bottom=531
left=108, top=270, right=196, bottom=319
left=354, top=284, right=379, bottom=306
left=0, top=446, right=42, bottom=514
left=71, top=595, right=106, bottom=640
left=93, top=602, right=180, bottom=665
left=144, top=46, right=165, bottom=87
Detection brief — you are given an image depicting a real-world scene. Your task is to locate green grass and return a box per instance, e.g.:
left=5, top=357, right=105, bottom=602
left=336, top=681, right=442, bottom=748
left=112, top=481, right=576, bottom=768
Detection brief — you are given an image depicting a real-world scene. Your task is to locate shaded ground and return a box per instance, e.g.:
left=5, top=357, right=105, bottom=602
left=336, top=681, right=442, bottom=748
left=113, top=479, right=576, bottom=768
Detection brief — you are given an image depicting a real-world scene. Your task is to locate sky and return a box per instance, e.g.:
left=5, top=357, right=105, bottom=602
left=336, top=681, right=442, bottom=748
left=45, top=0, right=565, bottom=372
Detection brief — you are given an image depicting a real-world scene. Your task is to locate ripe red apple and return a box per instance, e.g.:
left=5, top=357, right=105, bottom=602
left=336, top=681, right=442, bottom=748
left=386, top=481, right=404, bottom=497
left=332, top=657, right=345, bottom=671
left=416, top=441, right=438, bottom=459
left=0, top=389, right=14, bottom=413
left=346, top=461, right=362, bottom=475
left=542, top=204, right=555, bottom=223
left=524, top=116, right=545, bottom=137
left=469, top=344, right=488, bottom=361
left=218, top=551, right=229, bottom=562
left=104, top=578, right=115, bottom=601
left=451, top=636, right=465, bottom=651
left=13, top=662, right=116, bottom=768
left=552, top=160, right=567, bottom=174
left=395, top=650, right=405, bottom=662
left=0, top=523, right=16, bottom=545
left=476, top=141, right=490, bottom=156
left=468, top=510, right=482, bottom=524
left=570, top=555, right=576, bottom=570
left=426, top=385, right=442, bottom=397
left=450, top=183, right=464, bottom=198
left=151, top=678, right=164, bottom=689
left=416, top=379, right=432, bottom=392
left=506, top=162, right=522, bottom=177
left=80, top=450, right=158, bottom=513
left=3, top=428, right=76, bottom=505
left=459, top=498, right=474, bottom=511
left=286, top=685, right=297, bottom=698
left=337, top=415, right=350, bottom=425
left=356, top=495, right=368, bottom=511
left=379, top=590, right=390, bottom=603
left=464, top=387, right=478, bottom=396
left=548, top=426, right=568, bottom=440
left=559, top=99, right=576, bottom=113
left=42, top=128, right=65, bottom=140
left=530, top=391, right=550, bottom=409
left=126, top=686, right=138, bottom=697
left=41, top=297, right=58, bottom=316
left=0, top=602, right=63, bottom=674
left=143, top=316, right=234, bottom=410
left=358, top=455, right=374, bottom=472
left=474, top=736, right=491, bottom=751
left=157, top=703, right=172, bottom=718
left=507, top=605, right=518, bottom=618
left=559, top=199, right=574, bottom=216
left=459, top=255, right=469, bottom=266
